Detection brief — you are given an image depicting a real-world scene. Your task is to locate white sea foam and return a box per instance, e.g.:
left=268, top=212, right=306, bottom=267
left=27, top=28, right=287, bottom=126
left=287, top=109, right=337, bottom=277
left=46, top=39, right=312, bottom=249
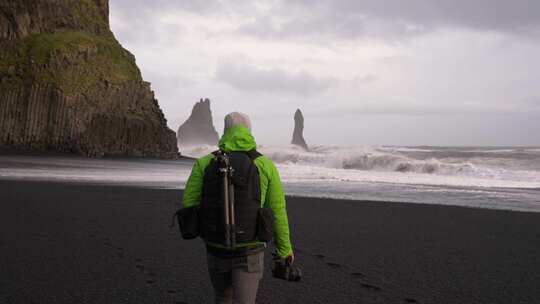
left=180, top=144, right=218, bottom=158
left=276, top=163, right=540, bottom=189
left=179, top=144, right=540, bottom=189
left=257, top=145, right=540, bottom=188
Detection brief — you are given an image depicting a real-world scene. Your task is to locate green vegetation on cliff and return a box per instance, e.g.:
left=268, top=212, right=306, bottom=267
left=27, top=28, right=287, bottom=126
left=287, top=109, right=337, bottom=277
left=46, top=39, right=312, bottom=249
left=0, top=31, right=142, bottom=95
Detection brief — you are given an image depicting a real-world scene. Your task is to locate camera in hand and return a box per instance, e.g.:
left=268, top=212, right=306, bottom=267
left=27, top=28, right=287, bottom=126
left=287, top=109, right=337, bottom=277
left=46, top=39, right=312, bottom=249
left=272, top=255, right=302, bottom=282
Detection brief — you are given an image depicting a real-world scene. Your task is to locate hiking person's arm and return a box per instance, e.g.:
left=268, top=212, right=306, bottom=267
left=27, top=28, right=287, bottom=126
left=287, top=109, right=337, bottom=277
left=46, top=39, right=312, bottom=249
left=182, top=159, right=205, bottom=208
left=265, top=161, right=293, bottom=259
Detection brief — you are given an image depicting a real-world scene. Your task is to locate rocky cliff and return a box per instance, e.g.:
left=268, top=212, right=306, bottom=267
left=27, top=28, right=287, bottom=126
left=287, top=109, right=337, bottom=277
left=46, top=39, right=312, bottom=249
left=291, top=108, right=308, bottom=150
left=177, top=98, right=219, bottom=147
left=0, top=0, right=178, bottom=158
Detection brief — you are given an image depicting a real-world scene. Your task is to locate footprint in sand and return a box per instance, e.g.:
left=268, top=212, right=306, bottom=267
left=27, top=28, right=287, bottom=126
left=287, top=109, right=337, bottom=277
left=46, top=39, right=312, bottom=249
left=361, top=283, right=381, bottom=291
left=326, top=262, right=341, bottom=268
left=113, top=247, right=124, bottom=258
left=102, top=237, right=113, bottom=247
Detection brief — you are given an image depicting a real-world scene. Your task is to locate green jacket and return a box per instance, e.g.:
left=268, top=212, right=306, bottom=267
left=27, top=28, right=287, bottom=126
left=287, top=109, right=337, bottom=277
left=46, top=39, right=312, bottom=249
left=182, top=125, right=293, bottom=258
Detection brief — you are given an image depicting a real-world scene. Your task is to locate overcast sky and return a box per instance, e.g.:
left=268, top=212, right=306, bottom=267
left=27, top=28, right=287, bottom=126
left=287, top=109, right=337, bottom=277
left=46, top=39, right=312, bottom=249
left=109, top=0, right=540, bottom=146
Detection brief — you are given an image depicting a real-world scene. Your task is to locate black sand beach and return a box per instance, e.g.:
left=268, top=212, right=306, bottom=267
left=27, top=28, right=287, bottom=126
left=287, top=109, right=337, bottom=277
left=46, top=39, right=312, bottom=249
left=1, top=180, right=540, bottom=304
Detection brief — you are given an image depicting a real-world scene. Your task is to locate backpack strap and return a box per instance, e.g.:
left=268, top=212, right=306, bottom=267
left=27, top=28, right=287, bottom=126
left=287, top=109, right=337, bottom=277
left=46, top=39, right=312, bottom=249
left=213, top=149, right=261, bottom=160
left=246, top=149, right=262, bottom=160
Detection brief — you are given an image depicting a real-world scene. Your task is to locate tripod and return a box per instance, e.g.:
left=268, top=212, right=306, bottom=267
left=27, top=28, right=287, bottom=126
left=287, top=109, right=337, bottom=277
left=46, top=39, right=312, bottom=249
left=216, top=150, right=236, bottom=249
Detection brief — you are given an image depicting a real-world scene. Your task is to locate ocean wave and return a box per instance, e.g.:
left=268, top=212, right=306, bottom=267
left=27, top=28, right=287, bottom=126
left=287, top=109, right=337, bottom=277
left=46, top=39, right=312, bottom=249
left=260, top=145, right=467, bottom=173
left=178, top=144, right=540, bottom=185
left=179, top=144, right=218, bottom=158
left=258, top=145, right=540, bottom=183
left=276, top=164, right=540, bottom=189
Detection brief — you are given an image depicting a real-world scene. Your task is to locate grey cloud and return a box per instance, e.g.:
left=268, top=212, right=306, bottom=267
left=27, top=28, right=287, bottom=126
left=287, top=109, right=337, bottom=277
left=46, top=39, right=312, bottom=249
left=351, top=74, right=377, bottom=86
left=110, top=0, right=258, bottom=20
left=237, top=13, right=370, bottom=40
left=112, top=1, right=540, bottom=43
left=110, top=0, right=260, bottom=46
left=214, top=62, right=338, bottom=95
left=111, top=0, right=220, bottom=17
left=110, top=1, right=189, bottom=45
left=237, top=0, right=540, bottom=40
left=312, top=99, right=540, bottom=118
left=145, top=71, right=197, bottom=91
left=340, top=0, right=540, bottom=32
left=520, top=96, right=540, bottom=109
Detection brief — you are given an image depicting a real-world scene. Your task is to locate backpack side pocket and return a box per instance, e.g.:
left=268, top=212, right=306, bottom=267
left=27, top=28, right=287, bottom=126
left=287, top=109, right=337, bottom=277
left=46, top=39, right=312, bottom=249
left=176, top=206, right=200, bottom=239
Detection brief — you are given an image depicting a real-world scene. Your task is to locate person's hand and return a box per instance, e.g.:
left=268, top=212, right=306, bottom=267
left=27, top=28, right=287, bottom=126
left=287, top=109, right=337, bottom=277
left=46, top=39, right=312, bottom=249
left=286, top=252, right=295, bottom=265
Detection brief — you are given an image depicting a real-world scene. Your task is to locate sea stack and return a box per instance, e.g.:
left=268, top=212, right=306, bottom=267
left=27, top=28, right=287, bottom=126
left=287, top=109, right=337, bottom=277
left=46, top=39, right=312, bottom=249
left=177, top=98, right=219, bottom=147
left=0, top=0, right=178, bottom=158
left=291, top=108, right=308, bottom=150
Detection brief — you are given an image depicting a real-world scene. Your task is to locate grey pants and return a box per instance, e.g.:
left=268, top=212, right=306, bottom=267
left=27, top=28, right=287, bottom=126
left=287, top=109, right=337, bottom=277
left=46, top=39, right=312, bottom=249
left=207, top=251, right=264, bottom=304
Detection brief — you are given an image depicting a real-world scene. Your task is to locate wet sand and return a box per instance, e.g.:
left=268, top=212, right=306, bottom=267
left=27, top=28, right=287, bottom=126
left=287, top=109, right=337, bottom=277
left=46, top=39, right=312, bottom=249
left=1, top=180, right=540, bottom=303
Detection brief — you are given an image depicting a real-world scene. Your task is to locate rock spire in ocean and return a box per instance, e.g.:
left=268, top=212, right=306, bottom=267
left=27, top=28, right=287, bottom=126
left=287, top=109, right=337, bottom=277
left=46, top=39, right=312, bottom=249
left=291, top=108, right=308, bottom=150
left=177, top=98, right=219, bottom=147
left=0, top=0, right=178, bottom=158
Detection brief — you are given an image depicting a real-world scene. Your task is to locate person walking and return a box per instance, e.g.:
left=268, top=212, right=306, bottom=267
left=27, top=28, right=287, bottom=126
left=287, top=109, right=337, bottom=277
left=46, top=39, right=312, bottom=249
left=182, top=112, right=294, bottom=304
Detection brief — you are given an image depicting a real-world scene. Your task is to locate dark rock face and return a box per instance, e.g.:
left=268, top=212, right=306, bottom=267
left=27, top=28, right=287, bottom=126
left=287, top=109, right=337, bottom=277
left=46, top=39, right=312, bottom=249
left=177, top=98, right=219, bottom=146
left=291, top=108, right=308, bottom=150
left=0, top=0, right=178, bottom=158
left=0, top=0, right=110, bottom=40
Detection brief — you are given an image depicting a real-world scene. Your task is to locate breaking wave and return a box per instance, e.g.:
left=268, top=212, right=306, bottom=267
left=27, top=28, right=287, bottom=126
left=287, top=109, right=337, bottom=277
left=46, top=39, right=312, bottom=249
left=258, top=145, right=540, bottom=184
left=179, top=144, right=540, bottom=188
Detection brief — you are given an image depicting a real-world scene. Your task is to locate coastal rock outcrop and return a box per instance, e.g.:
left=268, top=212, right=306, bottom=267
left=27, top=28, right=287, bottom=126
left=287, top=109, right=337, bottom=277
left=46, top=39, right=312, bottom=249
left=0, top=0, right=178, bottom=158
left=177, top=98, right=219, bottom=147
left=291, top=108, right=308, bottom=150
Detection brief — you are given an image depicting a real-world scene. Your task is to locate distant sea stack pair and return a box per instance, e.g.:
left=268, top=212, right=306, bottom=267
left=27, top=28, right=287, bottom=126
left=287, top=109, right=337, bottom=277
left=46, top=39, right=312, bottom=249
left=0, top=0, right=178, bottom=158
left=177, top=100, right=309, bottom=151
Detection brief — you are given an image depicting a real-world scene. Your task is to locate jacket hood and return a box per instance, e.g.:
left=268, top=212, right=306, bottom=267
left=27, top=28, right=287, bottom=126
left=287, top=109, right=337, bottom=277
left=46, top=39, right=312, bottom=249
left=218, top=125, right=257, bottom=152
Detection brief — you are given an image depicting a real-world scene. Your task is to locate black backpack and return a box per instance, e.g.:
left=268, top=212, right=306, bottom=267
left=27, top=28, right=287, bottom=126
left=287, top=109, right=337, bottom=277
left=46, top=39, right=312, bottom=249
left=199, top=150, right=273, bottom=247
left=172, top=150, right=274, bottom=246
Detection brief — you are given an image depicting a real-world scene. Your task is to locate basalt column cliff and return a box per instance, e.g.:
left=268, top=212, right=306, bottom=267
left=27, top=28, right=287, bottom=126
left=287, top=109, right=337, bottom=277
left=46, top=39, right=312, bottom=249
left=0, top=0, right=178, bottom=157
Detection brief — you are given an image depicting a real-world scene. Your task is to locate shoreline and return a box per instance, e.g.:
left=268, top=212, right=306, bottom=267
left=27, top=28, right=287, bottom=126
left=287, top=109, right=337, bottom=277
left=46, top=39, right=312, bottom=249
left=1, top=152, right=539, bottom=213
left=1, top=176, right=539, bottom=215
